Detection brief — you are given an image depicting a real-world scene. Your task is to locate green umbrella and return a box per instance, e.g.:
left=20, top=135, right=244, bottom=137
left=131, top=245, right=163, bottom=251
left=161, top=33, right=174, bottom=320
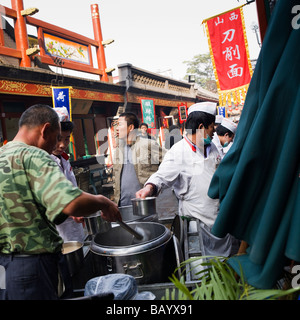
left=208, top=0, right=300, bottom=289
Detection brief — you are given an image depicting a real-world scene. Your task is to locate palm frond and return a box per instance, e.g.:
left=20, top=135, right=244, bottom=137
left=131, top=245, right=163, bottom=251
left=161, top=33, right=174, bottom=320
left=162, top=256, right=300, bottom=300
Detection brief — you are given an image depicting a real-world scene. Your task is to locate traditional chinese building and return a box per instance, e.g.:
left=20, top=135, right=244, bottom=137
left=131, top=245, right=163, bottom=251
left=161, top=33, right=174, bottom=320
left=0, top=0, right=273, bottom=160
left=0, top=0, right=218, bottom=160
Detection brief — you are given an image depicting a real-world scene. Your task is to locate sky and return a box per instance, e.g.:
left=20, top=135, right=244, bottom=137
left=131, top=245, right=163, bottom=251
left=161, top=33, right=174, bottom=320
left=1, top=0, right=261, bottom=81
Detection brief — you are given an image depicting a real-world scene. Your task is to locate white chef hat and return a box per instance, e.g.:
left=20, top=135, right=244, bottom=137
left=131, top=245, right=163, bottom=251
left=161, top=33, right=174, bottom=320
left=54, top=107, right=70, bottom=122
left=216, top=115, right=224, bottom=124
left=188, top=102, right=217, bottom=116
left=221, top=117, right=237, bottom=134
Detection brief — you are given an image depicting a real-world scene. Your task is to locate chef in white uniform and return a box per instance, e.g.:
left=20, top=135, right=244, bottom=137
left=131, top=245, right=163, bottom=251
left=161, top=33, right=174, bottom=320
left=136, top=102, right=238, bottom=257
left=212, top=117, right=237, bottom=160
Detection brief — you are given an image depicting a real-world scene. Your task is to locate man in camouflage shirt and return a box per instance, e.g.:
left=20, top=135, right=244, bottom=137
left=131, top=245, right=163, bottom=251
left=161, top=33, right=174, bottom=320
left=0, top=104, right=121, bottom=300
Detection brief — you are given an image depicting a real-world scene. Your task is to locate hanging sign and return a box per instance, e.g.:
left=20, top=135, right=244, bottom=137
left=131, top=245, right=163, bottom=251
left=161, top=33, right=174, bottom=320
left=203, top=6, right=253, bottom=107
left=140, top=98, right=156, bottom=129
left=178, top=103, right=187, bottom=123
left=218, top=106, right=226, bottom=117
left=51, top=86, right=72, bottom=120
left=44, top=33, right=90, bottom=65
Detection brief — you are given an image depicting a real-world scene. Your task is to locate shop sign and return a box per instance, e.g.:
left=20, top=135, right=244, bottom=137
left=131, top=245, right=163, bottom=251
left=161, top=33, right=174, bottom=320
left=178, top=103, right=187, bottom=123
left=140, top=98, right=156, bottom=129
left=52, top=86, right=73, bottom=120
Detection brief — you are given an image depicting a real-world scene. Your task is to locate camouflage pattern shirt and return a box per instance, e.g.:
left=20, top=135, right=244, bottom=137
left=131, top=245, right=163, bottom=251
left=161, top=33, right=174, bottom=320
left=0, top=142, right=82, bottom=254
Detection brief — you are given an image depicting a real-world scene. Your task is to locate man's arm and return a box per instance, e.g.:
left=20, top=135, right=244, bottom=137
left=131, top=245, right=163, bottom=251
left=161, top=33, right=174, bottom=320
left=136, top=146, right=181, bottom=199
left=62, top=192, right=122, bottom=222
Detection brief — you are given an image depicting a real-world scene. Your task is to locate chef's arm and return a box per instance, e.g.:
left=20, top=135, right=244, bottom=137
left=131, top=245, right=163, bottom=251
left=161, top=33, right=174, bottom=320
left=62, top=191, right=122, bottom=222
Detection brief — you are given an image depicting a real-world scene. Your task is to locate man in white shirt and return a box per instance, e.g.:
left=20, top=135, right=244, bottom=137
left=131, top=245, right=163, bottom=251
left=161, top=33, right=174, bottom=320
left=136, top=102, right=238, bottom=257
left=212, top=117, right=237, bottom=160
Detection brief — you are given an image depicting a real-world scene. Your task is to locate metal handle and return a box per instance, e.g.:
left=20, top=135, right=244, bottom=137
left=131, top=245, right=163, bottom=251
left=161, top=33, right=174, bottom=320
left=123, top=262, right=144, bottom=279
left=116, top=220, right=143, bottom=240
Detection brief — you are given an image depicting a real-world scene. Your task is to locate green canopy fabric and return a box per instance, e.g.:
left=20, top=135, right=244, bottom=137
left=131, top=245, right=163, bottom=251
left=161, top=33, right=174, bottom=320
left=208, top=0, right=300, bottom=289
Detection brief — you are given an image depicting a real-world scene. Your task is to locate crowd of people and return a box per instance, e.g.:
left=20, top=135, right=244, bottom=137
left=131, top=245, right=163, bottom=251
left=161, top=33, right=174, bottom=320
left=0, top=101, right=239, bottom=300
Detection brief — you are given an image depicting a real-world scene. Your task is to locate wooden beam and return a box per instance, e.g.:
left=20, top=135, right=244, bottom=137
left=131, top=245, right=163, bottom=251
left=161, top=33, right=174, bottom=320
left=0, top=5, right=18, bottom=19
left=39, top=54, right=103, bottom=76
left=27, top=16, right=98, bottom=47
left=0, top=46, right=22, bottom=58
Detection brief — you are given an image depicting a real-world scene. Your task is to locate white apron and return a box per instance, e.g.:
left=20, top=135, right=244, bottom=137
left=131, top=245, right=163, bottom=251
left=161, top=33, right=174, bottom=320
left=147, top=137, right=238, bottom=256
left=148, top=137, right=221, bottom=228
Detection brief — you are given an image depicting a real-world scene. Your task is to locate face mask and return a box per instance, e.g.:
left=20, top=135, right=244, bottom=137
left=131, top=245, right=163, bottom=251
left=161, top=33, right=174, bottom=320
left=223, top=141, right=229, bottom=148
left=204, top=135, right=212, bottom=145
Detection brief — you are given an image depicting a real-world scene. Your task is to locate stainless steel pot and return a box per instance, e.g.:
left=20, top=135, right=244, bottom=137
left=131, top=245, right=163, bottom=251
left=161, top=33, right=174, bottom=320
left=131, top=197, right=156, bottom=217
left=119, top=205, right=158, bottom=223
left=90, top=222, right=178, bottom=284
left=62, top=241, right=84, bottom=276
left=84, top=211, right=111, bottom=236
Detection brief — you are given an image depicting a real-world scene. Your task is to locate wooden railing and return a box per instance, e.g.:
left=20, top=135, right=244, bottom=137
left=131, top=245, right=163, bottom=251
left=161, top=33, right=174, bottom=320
left=27, top=16, right=102, bottom=76
left=0, top=3, right=108, bottom=81
left=0, top=5, right=22, bottom=59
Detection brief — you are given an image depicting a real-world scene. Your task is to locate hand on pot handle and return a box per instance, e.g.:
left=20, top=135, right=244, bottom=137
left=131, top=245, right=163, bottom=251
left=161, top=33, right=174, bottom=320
left=136, top=183, right=155, bottom=199
left=72, top=216, right=84, bottom=225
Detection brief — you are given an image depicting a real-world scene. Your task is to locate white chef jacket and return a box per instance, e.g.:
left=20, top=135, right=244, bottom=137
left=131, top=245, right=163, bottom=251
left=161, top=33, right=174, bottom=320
left=212, top=133, right=233, bottom=160
left=50, top=152, right=85, bottom=242
left=146, top=136, right=221, bottom=229
left=146, top=137, right=239, bottom=257
left=212, top=133, right=226, bottom=160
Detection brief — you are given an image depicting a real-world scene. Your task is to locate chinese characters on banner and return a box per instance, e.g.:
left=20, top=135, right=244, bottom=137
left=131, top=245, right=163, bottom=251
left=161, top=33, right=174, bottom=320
left=203, top=6, right=253, bottom=107
left=52, top=86, right=76, bottom=160
left=51, top=87, right=73, bottom=120
left=218, top=106, right=226, bottom=117
left=140, top=98, right=156, bottom=129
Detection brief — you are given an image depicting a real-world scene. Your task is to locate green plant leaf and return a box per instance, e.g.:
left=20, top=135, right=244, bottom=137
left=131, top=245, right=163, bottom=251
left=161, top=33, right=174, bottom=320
left=163, top=256, right=300, bottom=301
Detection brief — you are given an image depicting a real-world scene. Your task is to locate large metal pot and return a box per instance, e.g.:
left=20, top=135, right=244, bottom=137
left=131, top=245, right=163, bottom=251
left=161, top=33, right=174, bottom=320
left=62, top=241, right=84, bottom=276
left=84, top=211, right=111, bottom=236
left=90, top=222, right=177, bottom=284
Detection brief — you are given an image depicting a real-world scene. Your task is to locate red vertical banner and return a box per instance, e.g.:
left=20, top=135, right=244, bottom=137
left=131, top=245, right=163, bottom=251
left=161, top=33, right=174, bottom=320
left=203, top=6, right=253, bottom=106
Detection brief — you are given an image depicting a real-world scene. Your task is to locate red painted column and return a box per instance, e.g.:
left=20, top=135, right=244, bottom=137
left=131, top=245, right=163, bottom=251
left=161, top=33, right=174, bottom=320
left=0, top=15, right=5, bottom=46
left=11, top=0, right=31, bottom=67
left=91, top=4, right=108, bottom=82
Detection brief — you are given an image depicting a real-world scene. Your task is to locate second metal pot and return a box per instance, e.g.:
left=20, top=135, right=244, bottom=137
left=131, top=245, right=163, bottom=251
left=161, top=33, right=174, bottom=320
left=84, top=211, right=111, bottom=236
left=62, top=241, right=84, bottom=276
left=119, top=205, right=158, bottom=223
left=131, top=197, right=156, bottom=217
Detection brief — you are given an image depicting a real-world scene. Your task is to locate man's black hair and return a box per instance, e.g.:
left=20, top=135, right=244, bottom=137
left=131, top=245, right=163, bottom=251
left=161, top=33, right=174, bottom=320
left=61, top=121, right=74, bottom=133
left=185, top=111, right=215, bottom=134
left=19, top=104, right=59, bottom=130
left=140, top=122, right=148, bottom=129
left=119, top=112, right=139, bottom=129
